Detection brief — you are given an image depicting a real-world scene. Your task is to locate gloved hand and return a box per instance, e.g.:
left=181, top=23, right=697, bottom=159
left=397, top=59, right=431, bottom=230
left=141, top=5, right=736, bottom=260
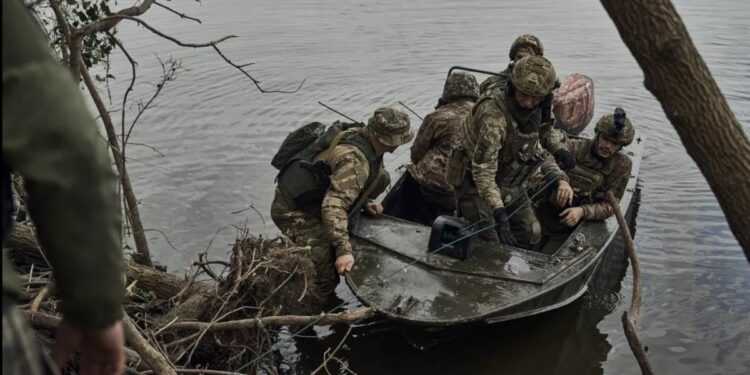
left=553, top=149, right=576, bottom=171
left=493, top=207, right=517, bottom=247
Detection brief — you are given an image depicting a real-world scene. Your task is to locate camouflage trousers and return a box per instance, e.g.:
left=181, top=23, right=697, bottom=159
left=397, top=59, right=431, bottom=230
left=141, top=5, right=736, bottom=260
left=2, top=297, right=46, bottom=375
left=270, top=188, right=339, bottom=298
left=456, top=177, right=541, bottom=248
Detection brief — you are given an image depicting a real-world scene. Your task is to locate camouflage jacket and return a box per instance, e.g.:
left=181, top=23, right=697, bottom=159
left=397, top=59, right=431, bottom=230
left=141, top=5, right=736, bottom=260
left=566, top=138, right=632, bottom=220
left=480, top=65, right=567, bottom=156
left=319, top=144, right=376, bottom=257
left=407, top=99, right=474, bottom=193
left=2, top=0, right=124, bottom=329
left=460, top=96, right=565, bottom=210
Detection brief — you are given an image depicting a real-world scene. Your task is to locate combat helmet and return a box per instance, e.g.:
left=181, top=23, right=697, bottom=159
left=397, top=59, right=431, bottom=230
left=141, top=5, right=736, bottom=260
left=367, top=107, right=414, bottom=147
left=595, top=107, right=635, bottom=146
left=511, top=55, right=557, bottom=97
left=509, top=34, right=544, bottom=60
left=441, top=72, right=480, bottom=102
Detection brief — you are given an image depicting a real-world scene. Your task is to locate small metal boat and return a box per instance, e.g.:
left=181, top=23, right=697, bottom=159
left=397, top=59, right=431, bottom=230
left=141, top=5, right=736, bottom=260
left=345, top=136, right=642, bottom=326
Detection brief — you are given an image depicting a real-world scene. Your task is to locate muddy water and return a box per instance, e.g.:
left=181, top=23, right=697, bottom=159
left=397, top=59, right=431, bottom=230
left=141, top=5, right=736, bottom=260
left=110, top=0, right=749, bottom=373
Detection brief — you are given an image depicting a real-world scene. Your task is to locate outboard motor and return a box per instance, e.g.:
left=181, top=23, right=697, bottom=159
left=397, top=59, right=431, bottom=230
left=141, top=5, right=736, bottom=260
left=428, top=215, right=473, bottom=260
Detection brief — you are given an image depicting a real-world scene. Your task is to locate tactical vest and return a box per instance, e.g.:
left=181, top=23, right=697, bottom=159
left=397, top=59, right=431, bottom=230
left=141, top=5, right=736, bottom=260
left=483, top=95, right=546, bottom=193
left=277, top=128, right=382, bottom=215
left=566, top=139, right=613, bottom=202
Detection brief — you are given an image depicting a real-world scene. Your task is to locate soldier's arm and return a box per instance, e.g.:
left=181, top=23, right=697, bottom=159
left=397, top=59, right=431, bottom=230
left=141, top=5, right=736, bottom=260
left=581, top=156, right=633, bottom=220
left=539, top=150, right=568, bottom=185
left=321, top=146, right=370, bottom=257
left=2, top=0, right=123, bottom=329
left=470, top=110, right=506, bottom=210
left=410, top=114, right=437, bottom=164
left=540, top=124, right=567, bottom=155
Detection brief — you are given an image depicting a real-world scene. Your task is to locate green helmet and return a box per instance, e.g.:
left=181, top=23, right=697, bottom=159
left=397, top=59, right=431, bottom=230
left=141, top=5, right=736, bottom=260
left=367, top=107, right=414, bottom=147
left=511, top=55, right=557, bottom=97
left=595, top=108, right=635, bottom=146
left=442, top=72, right=479, bottom=102
left=509, top=34, right=544, bottom=60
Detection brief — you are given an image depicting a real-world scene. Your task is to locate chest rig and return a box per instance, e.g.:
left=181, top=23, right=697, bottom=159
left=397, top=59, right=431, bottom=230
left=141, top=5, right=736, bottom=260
left=567, top=138, right=615, bottom=201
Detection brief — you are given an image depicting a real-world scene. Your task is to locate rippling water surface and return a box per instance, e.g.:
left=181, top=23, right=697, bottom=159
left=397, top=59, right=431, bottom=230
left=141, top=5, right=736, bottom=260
left=108, top=0, right=749, bottom=373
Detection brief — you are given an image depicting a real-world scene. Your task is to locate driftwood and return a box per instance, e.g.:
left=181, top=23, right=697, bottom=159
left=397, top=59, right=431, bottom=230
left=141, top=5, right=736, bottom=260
left=8, top=223, right=364, bottom=374
left=607, top=192, right=654, bottom=375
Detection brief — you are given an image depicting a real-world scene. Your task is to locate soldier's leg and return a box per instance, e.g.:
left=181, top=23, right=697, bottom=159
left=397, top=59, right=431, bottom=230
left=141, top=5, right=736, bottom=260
left=506, top=196, right=542, bottom=249
left=3, top=298, right=45, bottom=375
left=456, top=183, right=499, bottom=242
left=270, top=188, right=339, bottom=298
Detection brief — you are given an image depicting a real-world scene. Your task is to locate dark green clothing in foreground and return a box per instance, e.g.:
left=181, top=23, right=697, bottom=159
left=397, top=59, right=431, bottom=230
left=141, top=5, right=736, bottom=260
left=2, top=0, right=124, bottom=330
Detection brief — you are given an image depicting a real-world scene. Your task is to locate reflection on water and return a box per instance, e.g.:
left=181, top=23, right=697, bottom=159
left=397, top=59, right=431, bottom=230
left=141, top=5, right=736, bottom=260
left=108, top=0, right=749, bottom=373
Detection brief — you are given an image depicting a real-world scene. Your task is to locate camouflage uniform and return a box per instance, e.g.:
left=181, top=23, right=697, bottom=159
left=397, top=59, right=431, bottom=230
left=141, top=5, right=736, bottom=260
left=271, top=108, right=412, bottom=297
left=479, top=34, right=569, bottom=159
left=385, top=73, right=477, bottom=225
left=450, top=56, right=565, bottom=247
left=3, top=0, right=124, bottom=372
left=538, top=110, right=634, bottom=232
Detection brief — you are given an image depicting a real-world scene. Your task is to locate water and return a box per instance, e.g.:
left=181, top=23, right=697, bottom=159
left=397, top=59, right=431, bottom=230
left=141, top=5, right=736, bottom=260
left=106, top=0, right=750, bottom=373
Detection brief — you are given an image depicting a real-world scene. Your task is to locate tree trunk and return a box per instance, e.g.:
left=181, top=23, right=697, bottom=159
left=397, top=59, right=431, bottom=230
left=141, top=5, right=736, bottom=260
left=601, top=0, right=750, bottom=261
left=79, top=64, right=153, bottom=266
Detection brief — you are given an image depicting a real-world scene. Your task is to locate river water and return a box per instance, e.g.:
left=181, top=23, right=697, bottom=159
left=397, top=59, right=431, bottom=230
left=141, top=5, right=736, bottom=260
left=108, top=0, right=749, bottom=373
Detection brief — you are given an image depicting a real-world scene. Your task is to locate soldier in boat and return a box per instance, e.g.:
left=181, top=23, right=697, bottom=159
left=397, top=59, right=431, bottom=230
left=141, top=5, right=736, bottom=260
left=447, top=55, right=568, bottom=249
left=271, top=107, right=413, bottom=298
left=383, top=72, right=479, bottom=225
left=538, top=108, right=635, bottom=232
left=480, top=34, right=576, bottom=172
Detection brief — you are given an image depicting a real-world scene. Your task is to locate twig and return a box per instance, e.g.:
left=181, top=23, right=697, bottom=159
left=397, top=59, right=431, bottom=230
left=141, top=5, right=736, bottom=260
left=108, top=31, right=138, bottom=159
left=128, top=142, right=167, bottom=157
left=230, top=203, right=266, bottom=226
left=125, top=56, right=180, bottom=146
left=311, top=325, right=353, bottom=375
left=141, top=370, right=245, bottom=375
left=153, top=0, right=202, bottom=24
left=30, top=286, right=50, bottom=312
left=607, top=191, right=654, bottom=375
left=143, top=228, right=181, bottom=253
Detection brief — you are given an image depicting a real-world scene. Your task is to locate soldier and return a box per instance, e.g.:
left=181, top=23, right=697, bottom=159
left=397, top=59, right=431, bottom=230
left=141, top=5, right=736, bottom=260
left=383, top=72, right=479, bottom=225
left=540, top=108, right=635, bottom=231
left=479, top=34, right=544, bottom=98
left=271, top=107, right=413, bottom=298
left=479, top=34, right=575, bottom=172
left=2, top=1, right=125, bottom=374
left=448, top=55, right=567, bottom=248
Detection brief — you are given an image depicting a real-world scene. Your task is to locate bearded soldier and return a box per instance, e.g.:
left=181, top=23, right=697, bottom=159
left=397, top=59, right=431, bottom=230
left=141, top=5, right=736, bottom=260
left=540, top=108, right=635, bottom=231
left=271, top=107, right=413, bottom=298
left=383, top=72, right=479, bottom=225
left=449, top=55, right=567, bottom=248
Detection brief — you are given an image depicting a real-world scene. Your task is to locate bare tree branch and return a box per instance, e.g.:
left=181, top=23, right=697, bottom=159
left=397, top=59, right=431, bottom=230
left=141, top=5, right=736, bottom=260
left=125, top=57, right=180, bottom=146
left=128, top=142, right=167, bottom=157
left=154, top=0, right=202, bottom=24
left=108, top=31, right=138, bottom=159
left=48, top=0, right=71, bottom=70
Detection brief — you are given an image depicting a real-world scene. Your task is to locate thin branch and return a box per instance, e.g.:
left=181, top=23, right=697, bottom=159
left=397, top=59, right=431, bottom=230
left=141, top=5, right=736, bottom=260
left=162, top=308, right=375, bottom=333
left=230, top=203, right=266, bottom=226
left=143, top=228, right=181, bottom=253
left=153, top=0, right=202, bottom=24
left=108, top=31, right=138, bottom=158
left=607, top=192, right=654, bottom=375
left=312, top=325, right=354, bottom=375
left=128, top=142, right=167, bottom=157
left=210, top=44, right=306, bottom=94
left=125, top=56, right=180, bottom=146
left=48, top=0, right=71, bottom=67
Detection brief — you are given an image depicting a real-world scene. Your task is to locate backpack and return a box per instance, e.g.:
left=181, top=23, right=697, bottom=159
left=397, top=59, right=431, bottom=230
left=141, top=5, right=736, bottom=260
left=271, top=122, right=326, bottom=170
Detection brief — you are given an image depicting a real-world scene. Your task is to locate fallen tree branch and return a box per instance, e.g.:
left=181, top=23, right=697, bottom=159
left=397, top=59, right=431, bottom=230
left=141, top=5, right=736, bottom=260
left=607, top=191, right=654, bottom=375
left=123, top=313, right=177, bottom=375
left=164, top=307, right=375, bottom=333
